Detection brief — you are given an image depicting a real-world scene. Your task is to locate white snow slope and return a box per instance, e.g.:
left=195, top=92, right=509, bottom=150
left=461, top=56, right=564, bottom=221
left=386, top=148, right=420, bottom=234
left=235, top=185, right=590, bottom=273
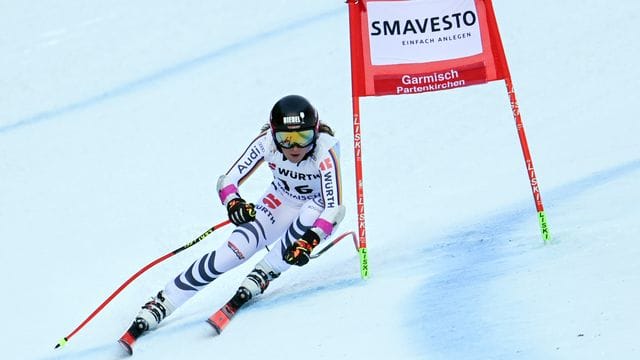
left=1, top=1, right=638, bottom=359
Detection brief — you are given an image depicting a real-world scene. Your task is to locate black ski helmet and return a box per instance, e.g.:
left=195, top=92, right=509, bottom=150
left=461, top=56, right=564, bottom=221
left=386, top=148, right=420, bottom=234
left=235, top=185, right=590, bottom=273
left=269, top=95, right=319, bottom=135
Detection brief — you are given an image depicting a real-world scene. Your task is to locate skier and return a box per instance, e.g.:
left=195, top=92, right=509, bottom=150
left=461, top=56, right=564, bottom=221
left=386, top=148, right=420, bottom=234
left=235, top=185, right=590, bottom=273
left=119, top=94, right=345, bottom=352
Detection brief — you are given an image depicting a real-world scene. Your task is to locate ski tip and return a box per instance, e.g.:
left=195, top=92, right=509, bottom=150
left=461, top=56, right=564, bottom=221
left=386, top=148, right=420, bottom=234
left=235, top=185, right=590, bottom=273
left=54, top=337, right=68, bottom=349
left=118, top=339, right=133, bottom=356
left=118, top=331, right=137, bottom=356
left=206, top=318, right=223, bottom=335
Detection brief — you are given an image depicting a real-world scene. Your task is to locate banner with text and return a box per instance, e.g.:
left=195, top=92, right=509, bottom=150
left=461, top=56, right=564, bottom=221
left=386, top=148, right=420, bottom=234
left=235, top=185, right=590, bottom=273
left=349, top=0, right=509, bottom=96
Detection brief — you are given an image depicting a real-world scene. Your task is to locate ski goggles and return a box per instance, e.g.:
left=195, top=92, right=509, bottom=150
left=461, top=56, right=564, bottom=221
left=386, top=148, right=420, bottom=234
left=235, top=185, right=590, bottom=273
left=274, top=129, right=316, bottom=149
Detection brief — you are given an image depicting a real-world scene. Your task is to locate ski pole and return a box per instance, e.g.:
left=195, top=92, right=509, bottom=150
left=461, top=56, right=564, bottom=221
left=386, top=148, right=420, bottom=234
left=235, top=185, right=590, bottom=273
left=54, top=219, right=232, bottom=349
left=310, top=231, right=358, bottom=259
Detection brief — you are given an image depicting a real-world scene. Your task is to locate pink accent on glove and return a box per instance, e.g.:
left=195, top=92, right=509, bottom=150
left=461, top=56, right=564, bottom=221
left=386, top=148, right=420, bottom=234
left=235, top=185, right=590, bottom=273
left=313, top=218, right=333, bottom=236
left=219, top=184, right=238, bottom=204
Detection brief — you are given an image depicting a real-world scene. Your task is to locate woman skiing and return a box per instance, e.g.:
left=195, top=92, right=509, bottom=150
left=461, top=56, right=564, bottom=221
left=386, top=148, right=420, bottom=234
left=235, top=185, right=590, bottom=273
left=119, top=94, right=345, bottom=352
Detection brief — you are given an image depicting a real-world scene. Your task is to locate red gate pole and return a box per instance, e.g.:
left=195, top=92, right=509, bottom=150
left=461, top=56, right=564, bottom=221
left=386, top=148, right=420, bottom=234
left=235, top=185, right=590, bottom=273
left=348, top=0, right=369, bottom=278
left=352, top=95, right=369, bottom=279
left=504, top=77, right=551, bottom=242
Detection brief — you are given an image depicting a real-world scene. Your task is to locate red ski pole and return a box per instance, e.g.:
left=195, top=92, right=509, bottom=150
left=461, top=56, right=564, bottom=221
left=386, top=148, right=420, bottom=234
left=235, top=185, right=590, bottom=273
left=54, top=219, right=232, bottom=349
left=310, top=231, right=358, bottom=259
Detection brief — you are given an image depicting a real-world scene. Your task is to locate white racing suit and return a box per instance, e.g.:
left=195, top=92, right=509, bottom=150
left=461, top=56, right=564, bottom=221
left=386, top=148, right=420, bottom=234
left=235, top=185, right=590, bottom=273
left=163, top=130, right=345, bottom=308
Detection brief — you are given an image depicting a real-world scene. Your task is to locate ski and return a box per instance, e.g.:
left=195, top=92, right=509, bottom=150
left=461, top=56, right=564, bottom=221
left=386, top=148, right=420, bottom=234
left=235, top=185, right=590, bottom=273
left=207, top=286, right=253, bottom=335
left=207, top=302, right=239, bottom=334
left=117, top=319, right=147, bottom=356
left=118, top=333, right=135, bottom=356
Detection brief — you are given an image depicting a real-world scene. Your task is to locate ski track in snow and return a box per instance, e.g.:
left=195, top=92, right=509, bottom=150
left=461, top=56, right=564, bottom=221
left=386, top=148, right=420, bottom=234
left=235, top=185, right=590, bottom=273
left=0, top=7, right=344, bottom=134
left=409, top=158, right=640, bottom=359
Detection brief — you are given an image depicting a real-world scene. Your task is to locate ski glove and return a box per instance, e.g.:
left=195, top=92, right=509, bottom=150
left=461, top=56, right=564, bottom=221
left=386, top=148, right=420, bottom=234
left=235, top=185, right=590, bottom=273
left=284, top=230, right=320, bottom=267
left=226, top=198, right=256, bottom=225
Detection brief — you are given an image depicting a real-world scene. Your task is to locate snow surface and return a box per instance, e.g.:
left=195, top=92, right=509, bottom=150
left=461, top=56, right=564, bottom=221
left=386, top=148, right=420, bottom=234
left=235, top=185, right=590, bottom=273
left=1, top=1, right=639, bottom=359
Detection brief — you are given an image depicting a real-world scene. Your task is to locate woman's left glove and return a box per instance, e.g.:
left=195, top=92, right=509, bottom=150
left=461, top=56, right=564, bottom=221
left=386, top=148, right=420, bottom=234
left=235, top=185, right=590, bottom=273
left=284, top=230, right=320, bottom=266
left=226, top=198, right=256, bottom=225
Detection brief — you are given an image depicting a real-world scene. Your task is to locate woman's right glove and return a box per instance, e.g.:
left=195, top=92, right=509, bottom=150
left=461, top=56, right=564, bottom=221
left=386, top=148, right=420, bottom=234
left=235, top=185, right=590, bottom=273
left=226, top=198, right=256, bottom=225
